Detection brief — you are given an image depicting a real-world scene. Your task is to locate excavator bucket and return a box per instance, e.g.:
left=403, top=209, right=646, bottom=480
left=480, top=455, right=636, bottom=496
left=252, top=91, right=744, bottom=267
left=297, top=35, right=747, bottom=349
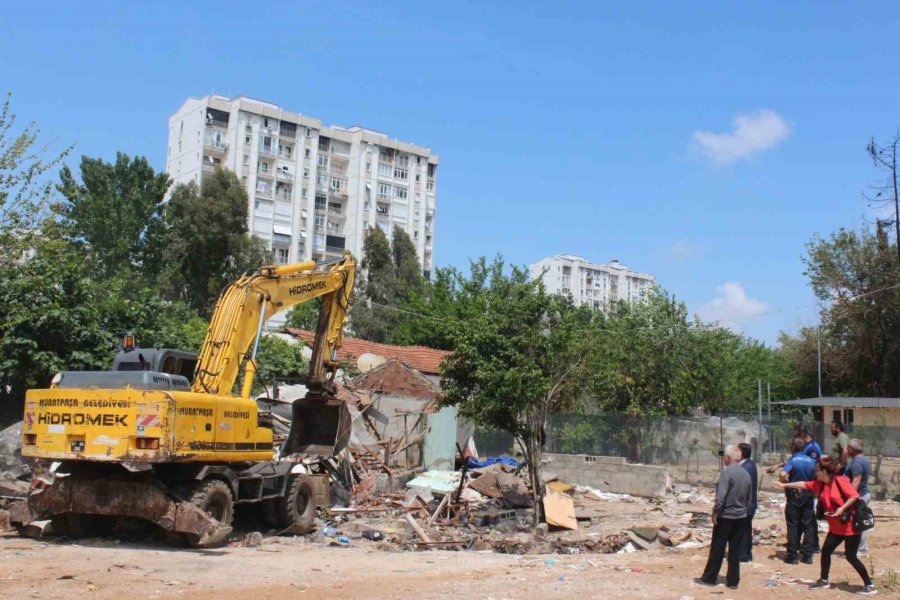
left=284, top=391, right=351, bottom=457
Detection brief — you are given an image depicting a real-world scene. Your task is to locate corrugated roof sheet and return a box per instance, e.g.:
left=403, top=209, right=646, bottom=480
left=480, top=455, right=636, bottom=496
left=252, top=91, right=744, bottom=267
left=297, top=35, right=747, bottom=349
left=772, top=397, right=900, bottom=409
left=283, top=327, right=451, bottom=375
left=352, top=359, right=440, bottom=401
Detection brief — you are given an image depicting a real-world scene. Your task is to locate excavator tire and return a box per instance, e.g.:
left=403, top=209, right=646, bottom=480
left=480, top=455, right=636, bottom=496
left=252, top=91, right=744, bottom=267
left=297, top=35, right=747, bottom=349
left=271, top=476, right=316, bottom=535
left=173, top=479, right=234, bottom=548
left=188, top=479, right=234, bottom=527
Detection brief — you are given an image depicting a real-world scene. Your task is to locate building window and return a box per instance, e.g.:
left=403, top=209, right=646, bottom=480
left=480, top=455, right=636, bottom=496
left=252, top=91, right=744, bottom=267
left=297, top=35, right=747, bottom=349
left=318, top=155, right=329, bottom=168
left=279, top=144, right=292, bottom=159
left=378, top=183, right=391, bottom=200
left=315, top=195, right=327, bottom=211
left=258, top=161, right=269, bottom=173
left=395, top=186, right=408, bottom=199
left=366, top=162, right=371, bottom=173
left=330, top=177, right=347, bottom=193
left=245, top=135, right=251, bottom=145
left=301, top=188, right=308, bottom=198
left=276, top=247, right=289, bottom=264
left=397, top=154, right=409, bottom=167
left=279, top=121, right=297, bottom=138
left=245, top=124, right=252, bottom=134
left=243, top=154, right=250, bottom=166
left=378, top=163, right=392, bottom=177
left=318, top=137, right=330, bottom=152
left=393, top=167, right=408, bottom=180
left=314, top=214, right=325, bottom=231
left=303, top=167, right=309, bottom=178
left=426, top=178, right=434, bottom=191
left=305, top=148, right=311, bottom=158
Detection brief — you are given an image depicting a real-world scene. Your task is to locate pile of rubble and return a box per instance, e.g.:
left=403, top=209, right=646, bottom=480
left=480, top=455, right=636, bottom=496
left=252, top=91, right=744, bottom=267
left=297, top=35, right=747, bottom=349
left=0, top=422, right=31, bottom=530
left=297, top=453, right=798, bottom=557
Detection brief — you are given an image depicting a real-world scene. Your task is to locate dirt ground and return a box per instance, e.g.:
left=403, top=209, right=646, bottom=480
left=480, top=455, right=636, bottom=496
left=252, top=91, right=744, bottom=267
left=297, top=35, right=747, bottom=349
left=2, top=500, right=898, bottom=600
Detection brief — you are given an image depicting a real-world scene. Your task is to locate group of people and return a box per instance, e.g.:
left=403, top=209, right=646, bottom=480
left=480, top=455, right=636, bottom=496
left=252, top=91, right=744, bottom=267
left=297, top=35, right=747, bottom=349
left=700, top=420, right=877, bottom=595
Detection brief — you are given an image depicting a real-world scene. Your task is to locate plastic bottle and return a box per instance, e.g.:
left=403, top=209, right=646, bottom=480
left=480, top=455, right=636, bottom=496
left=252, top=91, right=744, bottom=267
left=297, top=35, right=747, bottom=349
left=322, top=525, right=340, bottom=538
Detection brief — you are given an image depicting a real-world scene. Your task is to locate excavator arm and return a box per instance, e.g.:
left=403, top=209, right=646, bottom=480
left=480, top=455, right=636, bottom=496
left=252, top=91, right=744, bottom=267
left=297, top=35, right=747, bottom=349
left=192, top=252, right=355, bottom=398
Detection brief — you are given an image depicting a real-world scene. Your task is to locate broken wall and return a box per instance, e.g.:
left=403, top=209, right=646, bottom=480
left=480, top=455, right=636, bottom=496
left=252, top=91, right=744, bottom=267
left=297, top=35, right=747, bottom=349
left=545, top=453, right=669, bottom=498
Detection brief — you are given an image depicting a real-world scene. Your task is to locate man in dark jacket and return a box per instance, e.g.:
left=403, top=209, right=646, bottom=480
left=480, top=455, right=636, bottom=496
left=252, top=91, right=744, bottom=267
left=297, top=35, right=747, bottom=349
left=700, top=445, right=752, bottom=589
left=737, top=442, right=758, bottom=562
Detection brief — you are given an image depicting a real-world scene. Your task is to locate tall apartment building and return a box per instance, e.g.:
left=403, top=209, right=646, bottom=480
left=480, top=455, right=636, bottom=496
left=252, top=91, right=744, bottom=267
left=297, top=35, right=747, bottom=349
left=530, top=254, right=655, bottom=309
left=166, top=95, right=438, bottom=277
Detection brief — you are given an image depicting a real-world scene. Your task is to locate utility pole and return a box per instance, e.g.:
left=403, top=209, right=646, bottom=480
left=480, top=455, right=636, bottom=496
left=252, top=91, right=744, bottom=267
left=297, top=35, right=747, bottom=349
left=757, top=379, right=763, bottom=459
left=817, top=325, right=822, bottom=397
left=767, top=382, right=772, bottom=452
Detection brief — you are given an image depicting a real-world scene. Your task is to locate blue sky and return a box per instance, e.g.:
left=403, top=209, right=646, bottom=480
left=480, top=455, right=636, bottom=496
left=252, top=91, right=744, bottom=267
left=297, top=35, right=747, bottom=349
left=4, top=1, right=899, bottom=344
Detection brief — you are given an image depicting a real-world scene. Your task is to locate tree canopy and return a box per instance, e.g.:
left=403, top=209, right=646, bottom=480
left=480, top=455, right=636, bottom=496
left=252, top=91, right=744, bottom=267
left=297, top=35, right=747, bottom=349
left=58, top=152, right=170, bottom=278
left=159, top=167, right=271, bottom=316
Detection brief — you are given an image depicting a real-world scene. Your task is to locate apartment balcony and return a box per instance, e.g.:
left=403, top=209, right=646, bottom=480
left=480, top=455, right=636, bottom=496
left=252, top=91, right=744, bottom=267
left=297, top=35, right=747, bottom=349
left=206, top=117, right=228, bottom=129
left=279, top=123, right=297, bottom=139
left=258, top=147, right=275, bottom=158
left=276, top=170, right=294, bottom=182
left=204, top=140, right=228, bottom=154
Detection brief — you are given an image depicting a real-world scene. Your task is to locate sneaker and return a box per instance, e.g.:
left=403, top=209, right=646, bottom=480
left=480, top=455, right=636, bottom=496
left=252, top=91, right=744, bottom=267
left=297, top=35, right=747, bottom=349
left=811, top=580, right=831, bottom=590
left=786, top=557, right=799, bottom=565
left=801, top=555, right=814, bottom=564
left=856, top=585, right=878, bottom=596
left=727, top=585, right=739, bottom=590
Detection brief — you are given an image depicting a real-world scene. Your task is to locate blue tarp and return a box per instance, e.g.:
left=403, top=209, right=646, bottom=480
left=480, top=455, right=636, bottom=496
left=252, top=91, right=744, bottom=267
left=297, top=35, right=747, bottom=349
left=467, top=456, right=521, bottom=470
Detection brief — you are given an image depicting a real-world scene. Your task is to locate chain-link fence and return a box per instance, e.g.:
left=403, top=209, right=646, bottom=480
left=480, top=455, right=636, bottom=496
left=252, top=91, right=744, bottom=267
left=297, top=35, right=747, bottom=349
left=473, top=412, right=900, bottom=472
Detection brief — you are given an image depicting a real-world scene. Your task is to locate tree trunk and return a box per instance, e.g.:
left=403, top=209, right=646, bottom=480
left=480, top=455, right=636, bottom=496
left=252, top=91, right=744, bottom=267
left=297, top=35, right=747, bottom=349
left=526, top=427, right=545, bottom=526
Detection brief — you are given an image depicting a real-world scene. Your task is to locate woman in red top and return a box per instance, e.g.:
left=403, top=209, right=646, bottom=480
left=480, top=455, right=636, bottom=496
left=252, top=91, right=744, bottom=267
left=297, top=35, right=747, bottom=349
left=776, top=456, right=876, bottom=595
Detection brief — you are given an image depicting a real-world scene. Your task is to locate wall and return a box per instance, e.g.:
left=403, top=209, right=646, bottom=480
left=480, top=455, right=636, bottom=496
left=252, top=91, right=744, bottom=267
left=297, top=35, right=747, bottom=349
left=544, top=453, right=670, bottom=498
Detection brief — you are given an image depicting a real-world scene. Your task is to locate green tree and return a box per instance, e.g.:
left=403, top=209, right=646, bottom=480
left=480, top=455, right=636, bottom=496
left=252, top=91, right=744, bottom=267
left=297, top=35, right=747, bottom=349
left=160, top=167, right=271, bottom=317
left=58, top=153, right=170, bottom=277
left=391, top=226, right=423, bottom=296
left=249, top=335, right=309, bottom=394
left=803, top=226, right=900, bottom=396
left=0, top=234, right=109, bottom=424
left=440, top=257, right=592, bottom=522
left=0, top=94, right=70, bottom=237
left=350, top=226, right=397, bottom=342
left=285, top=298, right=321, bottom=331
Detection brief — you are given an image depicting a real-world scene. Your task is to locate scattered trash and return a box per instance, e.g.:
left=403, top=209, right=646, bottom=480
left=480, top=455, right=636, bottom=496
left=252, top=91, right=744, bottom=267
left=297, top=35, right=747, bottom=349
left=361, top=529, right=385, bottom=541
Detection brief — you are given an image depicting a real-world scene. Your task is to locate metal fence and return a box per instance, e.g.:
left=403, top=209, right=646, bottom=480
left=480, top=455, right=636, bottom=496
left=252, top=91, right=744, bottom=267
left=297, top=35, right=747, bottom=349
left=473, top=412, right=900, bottom=467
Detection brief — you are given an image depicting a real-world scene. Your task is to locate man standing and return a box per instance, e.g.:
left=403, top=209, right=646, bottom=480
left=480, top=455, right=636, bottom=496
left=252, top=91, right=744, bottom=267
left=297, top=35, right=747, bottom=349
left=800, top=426, right=822, bottom=461
left=767, top=424, right=820, bottom=474
left=830, top=421, right=850, bottom=471
left=737, top=442, right=758, bottom=563
left=700, top=445, right=752, bottom=589
left=847, top=439, right=872, bottom=556
left=781, top=437, right=818, bottom=564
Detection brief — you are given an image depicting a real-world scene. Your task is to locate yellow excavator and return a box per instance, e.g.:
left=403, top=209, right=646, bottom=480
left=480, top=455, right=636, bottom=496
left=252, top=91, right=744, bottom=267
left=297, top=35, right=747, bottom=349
left=10, top=253, right=355, bottom=546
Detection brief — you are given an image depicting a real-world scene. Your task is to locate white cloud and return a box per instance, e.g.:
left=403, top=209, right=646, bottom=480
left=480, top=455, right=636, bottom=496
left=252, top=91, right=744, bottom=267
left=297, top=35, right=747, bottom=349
left=670, top=240, right=705, bottom=261
left=697, top=282, right=767, bottom=332
left=692, top=110, right=790, bottom=164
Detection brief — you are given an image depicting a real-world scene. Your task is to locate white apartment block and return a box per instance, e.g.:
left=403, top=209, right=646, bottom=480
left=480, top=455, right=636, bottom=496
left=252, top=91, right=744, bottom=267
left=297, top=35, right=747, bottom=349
left=166, top=95, right=438, bottom=278
left=530, top=255, right=655, bottom=309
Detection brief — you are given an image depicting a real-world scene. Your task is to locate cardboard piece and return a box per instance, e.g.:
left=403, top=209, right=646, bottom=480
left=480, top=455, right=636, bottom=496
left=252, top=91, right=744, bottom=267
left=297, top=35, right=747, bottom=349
left=547, top=481, right=575, bottom=494
left=543, top=490, right=578, bottom=530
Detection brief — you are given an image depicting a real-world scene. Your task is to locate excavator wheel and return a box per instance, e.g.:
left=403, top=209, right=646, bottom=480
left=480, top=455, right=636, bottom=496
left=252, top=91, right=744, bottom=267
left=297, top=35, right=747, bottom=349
left=189, top=479, right=234, bottom=527
left=269, top=476, right=316, bottom=535
left=171, top=479, right=234, bottom=548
